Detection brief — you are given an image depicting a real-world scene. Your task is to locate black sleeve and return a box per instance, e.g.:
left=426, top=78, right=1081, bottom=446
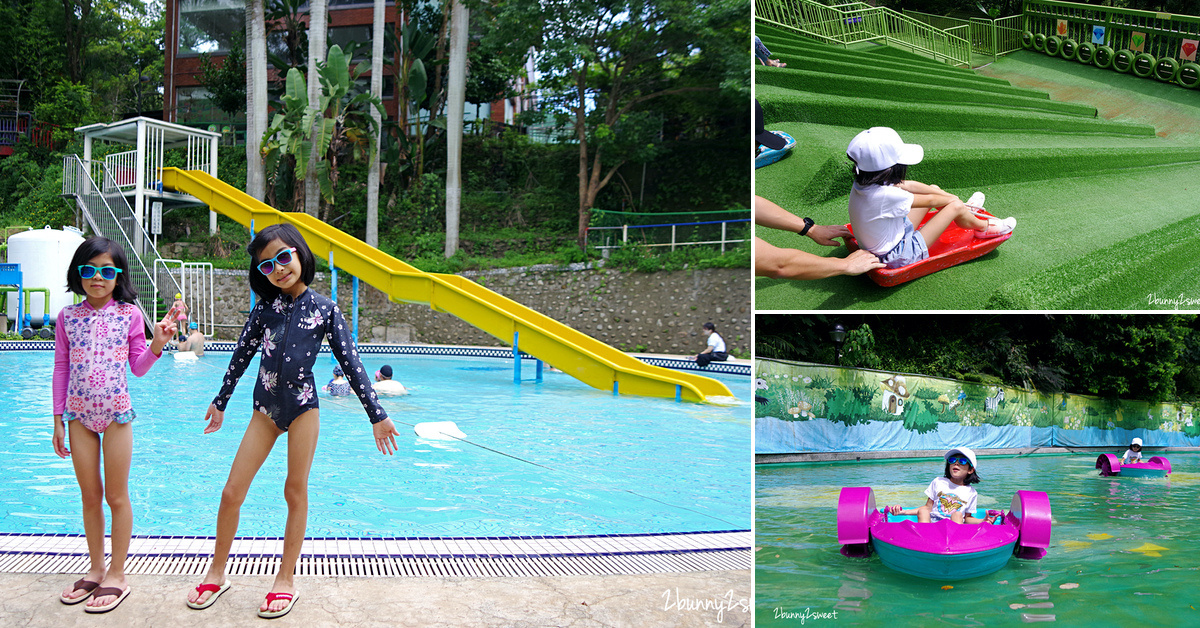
left=325, top=302, right=388, bottom=424
left=212, top=301, right=266, bottom=411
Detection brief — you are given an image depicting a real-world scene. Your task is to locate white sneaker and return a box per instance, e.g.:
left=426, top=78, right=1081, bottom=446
left=975, top=216, right=1015, bottom=238
left=966, top=191, right=986, bottom=209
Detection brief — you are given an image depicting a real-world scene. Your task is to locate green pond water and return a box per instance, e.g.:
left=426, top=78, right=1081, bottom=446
left=756, top=453, right=1200, bottom=625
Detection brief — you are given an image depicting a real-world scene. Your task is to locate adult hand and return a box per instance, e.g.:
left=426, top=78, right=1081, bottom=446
left=806, top=224, right=852, bottom=247
left=52, top=419, right=70, bottom=458
left=843, top=249, right=886, bottom=276
left=373, top=418, right=400, bottom=455
left=203, top=404, right=224, bottom=434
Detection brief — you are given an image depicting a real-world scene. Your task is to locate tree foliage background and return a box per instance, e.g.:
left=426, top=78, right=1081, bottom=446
left=756, top=315, right=1200, bottom=404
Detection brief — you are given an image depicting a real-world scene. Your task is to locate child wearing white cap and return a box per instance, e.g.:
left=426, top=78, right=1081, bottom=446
left=846, top=127, right=1016, bottom=269
left=1121, top=437, right=1144, bottom=464
left=888, top=447, right=997, bottom=524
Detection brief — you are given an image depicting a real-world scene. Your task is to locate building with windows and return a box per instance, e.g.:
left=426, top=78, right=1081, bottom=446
left=162, top=0, right=537, bottom=138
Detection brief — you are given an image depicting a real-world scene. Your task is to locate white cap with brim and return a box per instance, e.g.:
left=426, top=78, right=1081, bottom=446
left=847, top=126, right=924, bottom=173
left=945, top=447, right=978, bottom=469
left=1131, top=437, right=1143, bottom=447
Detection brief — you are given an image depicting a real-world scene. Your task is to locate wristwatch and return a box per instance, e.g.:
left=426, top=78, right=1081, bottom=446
left=798, top=217, right=815, bottom=237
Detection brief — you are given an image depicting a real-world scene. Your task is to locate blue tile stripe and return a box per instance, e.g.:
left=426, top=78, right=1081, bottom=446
left=0, top=342, right=750, bottom=376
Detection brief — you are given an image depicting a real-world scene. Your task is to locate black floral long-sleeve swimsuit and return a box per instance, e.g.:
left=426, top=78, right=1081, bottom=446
left=212, top=288, right=388, bottom=430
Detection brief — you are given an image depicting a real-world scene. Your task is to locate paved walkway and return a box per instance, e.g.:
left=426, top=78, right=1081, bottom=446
left=0, top=570, right=749, bottom=627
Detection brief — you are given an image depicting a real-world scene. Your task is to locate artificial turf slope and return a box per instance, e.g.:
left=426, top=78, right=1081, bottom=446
left=755, top=27, right=1200, bottom=310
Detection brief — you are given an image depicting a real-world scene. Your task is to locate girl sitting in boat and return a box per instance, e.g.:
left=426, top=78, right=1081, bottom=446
left=846, top=127, right=1016, bottom=269
left=1120, top=437, right=1144, bottom=464
left=888, top=447, right=998, bottom=524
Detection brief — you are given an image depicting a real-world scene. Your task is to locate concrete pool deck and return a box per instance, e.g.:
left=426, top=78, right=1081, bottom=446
left=0, top=570, right=750, bottom=627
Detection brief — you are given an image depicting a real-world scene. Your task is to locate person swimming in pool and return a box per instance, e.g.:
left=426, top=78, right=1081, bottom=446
left=187, top=224, right=400, bottom=619
left=887, top=447, right=998, bottom=525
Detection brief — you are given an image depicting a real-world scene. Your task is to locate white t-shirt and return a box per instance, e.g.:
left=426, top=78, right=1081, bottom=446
left=924, top=476, right=978, bottom=521
left=1121, top=449, right=1143, bottom=463
left=374, top=379, right=408, bottom=396
left=848, top=182, right=915, bottom=255
left=706, top=332, right=726, bottom=354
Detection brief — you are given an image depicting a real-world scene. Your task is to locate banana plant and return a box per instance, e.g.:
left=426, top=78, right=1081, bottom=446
left=261, top=45, right=385, bottom=220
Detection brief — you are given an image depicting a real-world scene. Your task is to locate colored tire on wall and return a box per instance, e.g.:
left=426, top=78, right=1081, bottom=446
left=1153, top=56, right=1180, bottom=82
left=1033, top=33, right=1047, bottom=51
left=1021, top=31, right=1035, bottom=49
left=1132, top=52, right=1156, bottom=77
left=1178, top=62, right=1200, bottom=88
left=1112, top=49, right=1135, bottom=73
left=1093, top=45, right=1115, bottom=69
left=1060, top=38, right=1078, bottom=59
left=1045, top=35, right=1062, bottom=56
left=1075, top=42, right=1094, bottom=64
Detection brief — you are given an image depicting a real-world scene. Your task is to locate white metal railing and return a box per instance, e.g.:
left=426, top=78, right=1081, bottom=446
left=588, top=219, right=750, bottom=253
left=105, top=150, right=138, bottom=190
left=154, top=259, right=215, bottom=338
left=62, top=155, right=183, bottom=326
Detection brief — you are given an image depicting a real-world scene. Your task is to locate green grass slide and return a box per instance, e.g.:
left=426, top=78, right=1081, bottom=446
left=987, top=210, right=1200, bottom=310
left=757, top=85, right=1155, bottom=136
left=757, top=57, right=1051, bottom=100
left=756, top=68, right=1096, bottom=117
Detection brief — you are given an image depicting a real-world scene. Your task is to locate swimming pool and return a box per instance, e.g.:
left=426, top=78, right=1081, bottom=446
left=1, top=348, right=750, bottom=539
left=756, top=453, right=1200, bottom=625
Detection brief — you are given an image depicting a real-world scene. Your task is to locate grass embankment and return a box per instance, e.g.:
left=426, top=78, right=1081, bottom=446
left=755, top=25, right=1200, bottom=310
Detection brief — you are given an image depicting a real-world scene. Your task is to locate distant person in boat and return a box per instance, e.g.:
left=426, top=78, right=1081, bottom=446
left=846, top=127, right=1015, bottom=269
left=1121, top=437, right=1144, bottom=464
left=692, top=322, right=728, bottom=367
left=755, top=196, right=885, bottom=280
left=754, top=36, right=787, bottom=67
left=373, top=365, right=408, bottom=396
left=887, top=447, right=998, bottom=525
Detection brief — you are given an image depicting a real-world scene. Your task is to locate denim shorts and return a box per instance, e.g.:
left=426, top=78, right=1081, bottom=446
left=876, top=217, right=929, bottom=269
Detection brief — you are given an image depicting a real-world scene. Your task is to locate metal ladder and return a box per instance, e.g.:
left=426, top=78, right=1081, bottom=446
left=61, top=155, right=188, bottom=334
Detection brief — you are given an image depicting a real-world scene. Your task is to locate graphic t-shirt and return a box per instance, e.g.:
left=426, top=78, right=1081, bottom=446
left=1122, top=448, right=1143, bottom=463
left=924, top=476, right=978, bottom=521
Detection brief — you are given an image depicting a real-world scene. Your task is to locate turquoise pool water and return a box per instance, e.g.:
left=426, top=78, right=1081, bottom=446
left=756, top=454, right=1200, bottom=625
left=1, top=350, right=750, bottom=538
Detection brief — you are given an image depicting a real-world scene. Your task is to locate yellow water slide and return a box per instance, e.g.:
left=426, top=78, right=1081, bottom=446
left=161, top=169, right=735, bottom=403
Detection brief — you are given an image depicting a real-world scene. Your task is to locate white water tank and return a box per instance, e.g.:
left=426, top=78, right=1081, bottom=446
left=4, top=227, right=86, bottom=327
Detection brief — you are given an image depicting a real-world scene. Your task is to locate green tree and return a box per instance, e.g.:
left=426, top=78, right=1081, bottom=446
left=261, top=45, right=385, bottom=222
left=484, top=0, right=748, bottom=248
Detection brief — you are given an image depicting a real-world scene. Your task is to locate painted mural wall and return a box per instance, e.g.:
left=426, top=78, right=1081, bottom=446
left=756, top=358, right=1200, bottom=454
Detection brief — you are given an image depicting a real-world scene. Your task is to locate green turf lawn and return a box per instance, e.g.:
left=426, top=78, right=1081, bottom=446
left=755, top=27, right=1200, bottom=310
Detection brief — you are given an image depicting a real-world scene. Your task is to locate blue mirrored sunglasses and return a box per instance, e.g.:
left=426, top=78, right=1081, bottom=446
left=78, top=265, right=122, bottom=281
left=947, top=456, right=972, bottom=466
left=257, top=247, right=297, bottom=276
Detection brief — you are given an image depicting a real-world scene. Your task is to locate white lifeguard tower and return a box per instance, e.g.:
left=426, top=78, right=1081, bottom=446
left=61, top=117, right=220, bottom=334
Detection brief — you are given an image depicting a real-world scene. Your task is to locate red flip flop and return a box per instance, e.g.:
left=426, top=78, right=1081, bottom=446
left=187, top=581, right=231, bottom=610
left=258, top=591, right=298, bottom=619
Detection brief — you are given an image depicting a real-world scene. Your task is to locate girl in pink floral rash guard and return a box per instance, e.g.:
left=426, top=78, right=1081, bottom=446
left=53, top=237, right=179, bottom=613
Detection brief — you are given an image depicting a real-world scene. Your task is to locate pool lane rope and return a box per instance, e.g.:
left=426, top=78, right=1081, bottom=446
left=182, top=354, right=742, bottom=529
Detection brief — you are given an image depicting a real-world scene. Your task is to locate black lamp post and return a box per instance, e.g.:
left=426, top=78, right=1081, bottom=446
left=135, top=75, right=150, bottom=116
left=830, top=323, right=846, bottom=366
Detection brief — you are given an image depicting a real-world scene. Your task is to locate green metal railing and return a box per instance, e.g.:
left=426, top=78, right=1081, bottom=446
left=902, top=11, right=1025, bottom=64
left=1023, top=0, right=1200, bottom=59
left=755, top=0, right=974, bottom=67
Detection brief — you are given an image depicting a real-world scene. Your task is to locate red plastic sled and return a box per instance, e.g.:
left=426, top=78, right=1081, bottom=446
left=845, top=208, right=1012, bottom=287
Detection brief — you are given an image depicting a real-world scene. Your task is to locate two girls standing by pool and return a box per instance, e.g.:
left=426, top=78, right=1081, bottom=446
left=54, top=237, right=181, bottom=612
left=185, top=224, right=399, bottom=618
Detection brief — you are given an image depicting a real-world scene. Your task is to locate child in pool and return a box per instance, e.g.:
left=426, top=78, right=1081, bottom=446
left=186, top=224, right=400, bottom=618
left=1121, top=437, right=1144, bottom=464
left=53, top=237, right=179, bottom=612
left=888, top=447, right=998, bottom=524
left=322, top=365, right=352, bottom=396
left=846, top=127, right=1016, bottom=269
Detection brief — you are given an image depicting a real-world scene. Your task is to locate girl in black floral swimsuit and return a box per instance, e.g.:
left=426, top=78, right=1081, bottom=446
left=186, top=224, right=400, bottom=618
